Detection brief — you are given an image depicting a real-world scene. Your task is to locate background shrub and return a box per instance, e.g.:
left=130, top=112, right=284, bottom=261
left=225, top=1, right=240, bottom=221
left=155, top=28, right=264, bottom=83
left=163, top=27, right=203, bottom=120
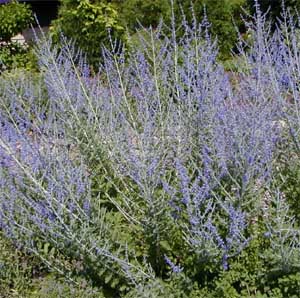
left=50, top=0, right=125, bottom=67
left=172, top=0, right=247, bottom=58
left=247, top=0, right=300, bottom=23
left=118, top=0, right=171, bottom=30
left=0, top=0, right=35, bottom=72
left=50, top=0, right=248, bottom=64
left=0, top=43, right=38, bottom=72
left=0, top=0, right=33, bottom=42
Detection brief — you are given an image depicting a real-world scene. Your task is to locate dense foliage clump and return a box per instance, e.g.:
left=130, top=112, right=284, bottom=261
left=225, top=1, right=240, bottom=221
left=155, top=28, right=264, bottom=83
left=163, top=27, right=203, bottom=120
left=50, top=0, right=125, bottom=67
left=0, top=0, right=33, bottom=42
left=2, top=5, right=300, bottom=298
left=0, top=0, right=35, bottom=72
left=248, top=0, right=300, bottom=22
left=51, top=0, right=248, bottom=64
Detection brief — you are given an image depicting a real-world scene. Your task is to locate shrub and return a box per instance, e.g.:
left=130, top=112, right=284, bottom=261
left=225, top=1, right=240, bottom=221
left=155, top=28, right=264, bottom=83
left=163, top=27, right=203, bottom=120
left=0, top=43, right=38, bottom=72
left=50, top=0, right=247, bottom=64
left=1, top=4, right=300, bottom=297
left=0, top=0, right=34, bottom=72
left=0, top=232, right=43, bottom=297
left=117, top=0, right=171, bottom=30
left=0, top=0, right=33, bottom=42
left=50, top=0, right=125, bottom=67
left=167, top=0, right=248, bottom=59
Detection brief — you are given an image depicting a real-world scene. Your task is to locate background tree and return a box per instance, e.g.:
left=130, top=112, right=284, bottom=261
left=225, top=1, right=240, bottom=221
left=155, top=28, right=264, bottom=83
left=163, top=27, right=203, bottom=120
left=51, top=0, right=248, bottom=63
left=171, top=0, right=247, bottom=58
left=247, top=0, right=300, bottom=22
left=0, top=0, right=34, bottom=72
left=118, top=0, right=247, bottom=58
left=0, top=0, right=33, bottom=43
left=50, top=0, right=125, bottom=67
left=116, top=0, right=171, bottom=31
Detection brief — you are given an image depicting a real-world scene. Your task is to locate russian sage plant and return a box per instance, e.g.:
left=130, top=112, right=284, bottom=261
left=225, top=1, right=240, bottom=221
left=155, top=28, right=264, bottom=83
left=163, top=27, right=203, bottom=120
left=1, top=4, right=300, bottom=296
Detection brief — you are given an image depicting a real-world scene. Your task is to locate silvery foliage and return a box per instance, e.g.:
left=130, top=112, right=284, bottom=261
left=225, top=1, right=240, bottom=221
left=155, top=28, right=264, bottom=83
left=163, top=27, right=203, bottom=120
left=264, top=190, right=300, bottom=271
left=1, top=2, right=300, bottom=289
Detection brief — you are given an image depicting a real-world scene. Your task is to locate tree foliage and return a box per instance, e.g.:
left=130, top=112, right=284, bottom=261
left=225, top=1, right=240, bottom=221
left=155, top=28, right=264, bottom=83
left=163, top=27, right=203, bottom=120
left=0, top=0, right=33, bottom=42
left=247, top=0, right=300, bottom=21
left=117, top=0, right=171, bottom=30
left=177, top=0, right=247, bottom=58
left=51, top=0, right=248, bottom=62
left=0, top=1, right=35, bottom=72
left=50, top=0, right=125, bottom=66
left=119, top=0, right=247, bottom=58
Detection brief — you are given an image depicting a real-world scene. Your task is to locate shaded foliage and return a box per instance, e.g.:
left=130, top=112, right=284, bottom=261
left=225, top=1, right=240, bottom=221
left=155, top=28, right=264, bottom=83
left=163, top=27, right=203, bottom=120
left=0, top=0, right=33, bottom=42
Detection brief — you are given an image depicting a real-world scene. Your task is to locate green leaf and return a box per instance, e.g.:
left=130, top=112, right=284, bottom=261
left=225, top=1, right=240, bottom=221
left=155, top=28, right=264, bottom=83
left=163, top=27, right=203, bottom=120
left=160, top=240, right=172, bottom=252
